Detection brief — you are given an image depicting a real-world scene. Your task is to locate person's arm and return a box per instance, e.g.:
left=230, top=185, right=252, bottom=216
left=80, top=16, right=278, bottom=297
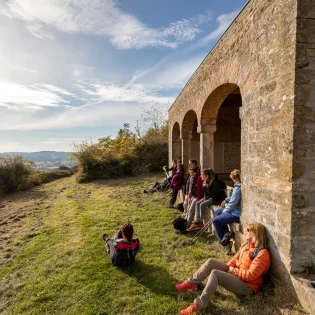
left=113, top=230, right=123, bottom=240
left=233, top=249, right=271, bottom=282
left=223, top=185, right=241, bottom=213
left=226, top=249, right=241, bottom=268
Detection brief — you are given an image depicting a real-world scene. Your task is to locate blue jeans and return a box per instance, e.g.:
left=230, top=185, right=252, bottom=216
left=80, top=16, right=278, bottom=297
left=212, top=208, right=240, bottom=242
left=195, top=198, right=215, bottom=223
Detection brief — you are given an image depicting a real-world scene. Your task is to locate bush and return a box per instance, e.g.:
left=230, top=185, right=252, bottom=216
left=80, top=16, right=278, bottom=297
left=73, top=104, right=169, bottom=182
left=0, top=154, right=74, bottom=194
left=0, top=154, right=35, bottom=193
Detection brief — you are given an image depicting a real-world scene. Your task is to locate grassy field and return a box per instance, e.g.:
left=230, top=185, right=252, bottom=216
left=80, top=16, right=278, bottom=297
left=0, top=174, right=305, bottom=315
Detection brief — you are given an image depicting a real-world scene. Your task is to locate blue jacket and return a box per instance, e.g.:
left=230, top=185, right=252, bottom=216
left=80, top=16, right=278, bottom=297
left=223, top=183, right=241, bottom=217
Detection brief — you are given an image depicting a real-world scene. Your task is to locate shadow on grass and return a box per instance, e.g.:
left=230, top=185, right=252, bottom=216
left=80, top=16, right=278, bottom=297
left=122, top=260, right=178, bottom=297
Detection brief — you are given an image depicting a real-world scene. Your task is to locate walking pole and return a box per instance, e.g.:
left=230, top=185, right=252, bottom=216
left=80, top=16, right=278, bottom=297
left=187, top=218, right=213, bottom=246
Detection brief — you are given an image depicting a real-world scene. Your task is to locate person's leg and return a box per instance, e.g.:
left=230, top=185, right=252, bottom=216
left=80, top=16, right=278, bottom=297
left=200, top=198, right=215, bottom=222
left=170, top=189, right=178, bottom=206
left=194, top=270, right=253, bottom=310
left=186, top=198, right=197, bottom=228
left=194, top=198, right=204, bottom=223
left=188, top=258, right=228, bottom=285
left=213, top=213, right=240, bottom=242
left=183, top=195, right=189, bottom=217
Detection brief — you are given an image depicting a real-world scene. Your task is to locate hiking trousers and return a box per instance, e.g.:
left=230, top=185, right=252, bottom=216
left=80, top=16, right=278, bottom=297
left=188, top=258, right=253, bottom=310
left=170, top=189, right=179, bottom=206
left=184, top=196, right=197, bottom=228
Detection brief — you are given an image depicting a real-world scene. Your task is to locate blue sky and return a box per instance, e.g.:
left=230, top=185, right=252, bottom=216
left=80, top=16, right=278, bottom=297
left=0, top=0, right=247, bottom=152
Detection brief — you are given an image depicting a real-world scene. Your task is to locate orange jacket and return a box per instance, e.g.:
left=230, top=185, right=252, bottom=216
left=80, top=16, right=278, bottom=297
left=227, top=242, right=271, bottom=292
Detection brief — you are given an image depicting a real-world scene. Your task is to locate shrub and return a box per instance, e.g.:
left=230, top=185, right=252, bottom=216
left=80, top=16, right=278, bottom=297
left=0, top=154, right=74, bottom=194
left=0, top=154, right=35, bottom=193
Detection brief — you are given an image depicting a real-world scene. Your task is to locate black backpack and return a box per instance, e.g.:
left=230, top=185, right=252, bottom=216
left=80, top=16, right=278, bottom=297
left=173, top=217, right=187, bottom=232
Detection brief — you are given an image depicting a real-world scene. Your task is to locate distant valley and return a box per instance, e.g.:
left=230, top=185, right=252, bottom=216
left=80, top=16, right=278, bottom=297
left=4, top=151, right=75, bottom=171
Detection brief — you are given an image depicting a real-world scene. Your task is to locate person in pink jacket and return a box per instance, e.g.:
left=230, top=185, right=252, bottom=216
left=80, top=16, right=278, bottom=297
left=169, top=163, right=185, bottom=208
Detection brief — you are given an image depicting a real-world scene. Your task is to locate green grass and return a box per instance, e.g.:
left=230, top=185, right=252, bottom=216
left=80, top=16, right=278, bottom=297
left=0, top=175, right=305, bottom=315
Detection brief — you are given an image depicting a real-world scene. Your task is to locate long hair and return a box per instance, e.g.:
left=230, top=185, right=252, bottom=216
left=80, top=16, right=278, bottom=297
left=121, top=223, right=134, bottom=241
left=203, top=168, right=215, bottom=184
left=177, top=163, right=185, bottom=173
left=230, top=169, right=241, bottom=183
left=248, top=222, right=267, bottom=248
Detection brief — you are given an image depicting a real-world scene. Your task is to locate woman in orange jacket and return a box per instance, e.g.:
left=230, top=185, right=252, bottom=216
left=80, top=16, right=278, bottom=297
left=176, top=222, right=271, bottom=315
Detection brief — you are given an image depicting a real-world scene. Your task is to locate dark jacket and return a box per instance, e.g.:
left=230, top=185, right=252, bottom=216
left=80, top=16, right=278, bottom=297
left=204, top=177, right=227, bottom=205
left=111, top=231, right=140, bottom=267
left=167, top=166, right=177, bottom=177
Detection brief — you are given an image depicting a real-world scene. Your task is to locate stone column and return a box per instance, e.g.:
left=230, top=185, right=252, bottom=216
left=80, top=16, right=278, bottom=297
left=198, top=122, right=216, bottom=170
left=181, top=131, right=192, bottom=172
left=172, top=139, right=181, bottom=161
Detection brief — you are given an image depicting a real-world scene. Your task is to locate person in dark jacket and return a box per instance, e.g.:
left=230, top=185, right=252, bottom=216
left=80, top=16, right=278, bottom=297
left=102, top=223, right=140, bottom=267
left=168, top=163, right=185, bottom=208
left=188, top=169, right=227, bottom=230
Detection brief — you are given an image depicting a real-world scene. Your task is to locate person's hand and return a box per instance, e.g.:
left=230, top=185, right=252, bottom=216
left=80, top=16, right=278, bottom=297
left=228, top=266, right=235, bottom=274
left=202, top=182, right=208, bottom=187
left=221, top=200, right=226, bottom=207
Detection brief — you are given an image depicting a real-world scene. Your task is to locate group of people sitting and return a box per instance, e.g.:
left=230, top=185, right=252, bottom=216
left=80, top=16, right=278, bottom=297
left=167, top=159, right=241, bottom=255
left=102, top=160, right=272, bottom=315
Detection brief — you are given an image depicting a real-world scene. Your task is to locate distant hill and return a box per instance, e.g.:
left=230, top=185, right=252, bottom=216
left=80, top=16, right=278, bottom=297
left=3, top=151, right=75, bottom=171
left=6, top=151, right=70, bottom=162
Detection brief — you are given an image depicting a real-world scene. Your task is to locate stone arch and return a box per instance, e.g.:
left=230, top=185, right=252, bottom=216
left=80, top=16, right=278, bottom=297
left=171, top=122, right=181, bottom=161
left=181, top=110, right=200, bottom=169
left=199, top=83, right=242, bottom=175
left=201, top=83, right=240, bottom=123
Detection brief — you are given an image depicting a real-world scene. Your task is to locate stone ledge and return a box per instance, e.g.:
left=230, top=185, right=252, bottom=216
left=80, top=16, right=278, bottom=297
left=291, top=275, right=315, bottom=314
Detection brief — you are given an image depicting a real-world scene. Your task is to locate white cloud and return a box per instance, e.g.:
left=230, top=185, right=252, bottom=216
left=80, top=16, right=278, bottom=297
left=199, top=10, right=239, bottom=46
left=26, top=24, right=55, bottom=40
left=74, top=80, right=174, bottom=107
left=2, top=0, right=210, bottom=49
left=0, top=81, right=75, bottom=111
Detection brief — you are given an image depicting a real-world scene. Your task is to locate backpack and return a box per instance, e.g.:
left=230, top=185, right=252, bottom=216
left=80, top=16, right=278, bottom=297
left=173, top=217, right=187, bottom=232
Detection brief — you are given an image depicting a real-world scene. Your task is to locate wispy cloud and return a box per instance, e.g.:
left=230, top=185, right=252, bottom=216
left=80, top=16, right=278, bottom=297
left=0, top=81, right=75, bottom=111
left=2, top=0, right=211, bottom=49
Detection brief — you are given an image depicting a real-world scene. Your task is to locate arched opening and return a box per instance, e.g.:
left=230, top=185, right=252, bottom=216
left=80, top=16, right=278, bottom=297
left=200, top=84, right=242, bottom=178
left=171, top=122, right=181, bottom=161
left=182, top=110, right=200, bottom=167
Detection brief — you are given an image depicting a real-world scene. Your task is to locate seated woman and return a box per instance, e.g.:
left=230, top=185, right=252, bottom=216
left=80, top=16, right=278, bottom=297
left=176, top=222, right=271, bottom=315
left=212, top=169, right=241, bottom=254
left=188, top=169, right=227, bottom=230
left=102, top=223, right=140, bottom=267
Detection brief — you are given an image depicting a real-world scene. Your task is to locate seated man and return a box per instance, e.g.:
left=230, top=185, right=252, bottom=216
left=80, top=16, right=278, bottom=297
left=102, top=223, right=140, bottom=267
left=176, top=222, right=271, bottom=315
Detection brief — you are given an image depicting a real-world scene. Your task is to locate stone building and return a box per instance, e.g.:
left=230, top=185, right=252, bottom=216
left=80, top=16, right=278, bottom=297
left=168, top=0, right=315, bottom=313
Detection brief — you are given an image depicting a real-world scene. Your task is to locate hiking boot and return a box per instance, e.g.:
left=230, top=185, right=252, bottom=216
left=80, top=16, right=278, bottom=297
left=180, top=303, right=200, bottom=315
left=220, top=231, right=235, bottom=246
left=175, top=281, right=197, bottom=292
left=223, top=241, right=233, bottom=255
left=102, top=233, right=110, bottom=242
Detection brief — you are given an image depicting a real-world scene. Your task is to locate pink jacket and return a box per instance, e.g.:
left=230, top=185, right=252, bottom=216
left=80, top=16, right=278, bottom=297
left=196, top=175, right=204, bottom=201
left=171, top=171, right=183, bottom=191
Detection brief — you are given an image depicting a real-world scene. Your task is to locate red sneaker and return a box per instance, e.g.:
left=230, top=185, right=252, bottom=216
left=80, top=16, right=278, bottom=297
left=175, top=281, right=197, bottom=292
left=180, top=303, right=200, bottom=314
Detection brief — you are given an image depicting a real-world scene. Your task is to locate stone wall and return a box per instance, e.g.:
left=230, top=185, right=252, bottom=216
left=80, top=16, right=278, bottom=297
left=169, top=0, right=297, bottom=278
left=292, top=0, right=315, bottom=272
left=168, top=0, right=315, bottom=312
